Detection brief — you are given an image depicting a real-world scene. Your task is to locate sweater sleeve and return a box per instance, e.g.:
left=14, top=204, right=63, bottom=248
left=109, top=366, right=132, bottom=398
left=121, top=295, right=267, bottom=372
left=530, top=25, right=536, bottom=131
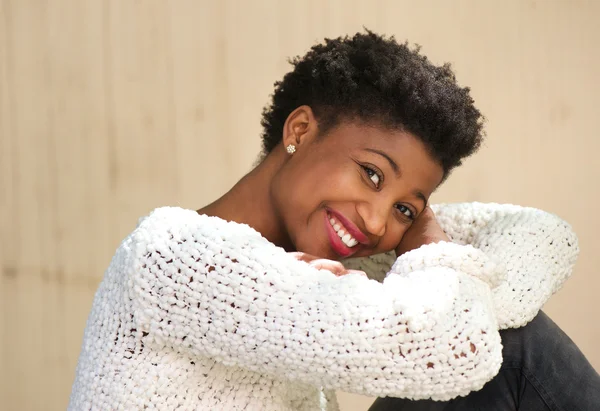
left=127, top=207, right=503, bottom=400
left=431, top=202, right=579, bottom=329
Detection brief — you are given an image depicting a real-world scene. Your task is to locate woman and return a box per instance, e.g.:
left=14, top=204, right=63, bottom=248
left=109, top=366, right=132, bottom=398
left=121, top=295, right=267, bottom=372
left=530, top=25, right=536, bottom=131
left=69, top=32, right=599, bottom=410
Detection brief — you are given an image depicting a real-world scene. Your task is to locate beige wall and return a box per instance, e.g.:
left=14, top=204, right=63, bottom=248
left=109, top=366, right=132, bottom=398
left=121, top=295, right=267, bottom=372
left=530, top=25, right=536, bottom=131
left=1, top=1, right=599, bottom=410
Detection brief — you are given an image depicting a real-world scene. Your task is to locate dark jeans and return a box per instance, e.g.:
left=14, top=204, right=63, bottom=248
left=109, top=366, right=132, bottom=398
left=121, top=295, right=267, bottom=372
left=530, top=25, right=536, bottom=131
left=369, top=312, right=600, bottom=411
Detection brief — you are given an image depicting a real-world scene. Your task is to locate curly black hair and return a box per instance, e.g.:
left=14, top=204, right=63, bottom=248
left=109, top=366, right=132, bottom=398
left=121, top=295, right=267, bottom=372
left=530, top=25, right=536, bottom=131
left=260, top=30, right=484, bottom=176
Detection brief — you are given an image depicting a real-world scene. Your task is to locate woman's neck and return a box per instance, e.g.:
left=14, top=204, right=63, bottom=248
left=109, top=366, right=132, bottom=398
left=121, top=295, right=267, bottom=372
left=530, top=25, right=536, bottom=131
left=197, top=151, right=293, bottom=250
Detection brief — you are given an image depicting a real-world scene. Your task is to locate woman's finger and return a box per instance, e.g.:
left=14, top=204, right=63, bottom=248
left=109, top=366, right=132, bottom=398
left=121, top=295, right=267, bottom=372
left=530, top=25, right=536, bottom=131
left=346, top=269, right=368, bottom=278
left=289, top=252, right=365, bottom=277
left=308, top=259, right=347, bottom=276
left=289, top=252, right=318, bottom=263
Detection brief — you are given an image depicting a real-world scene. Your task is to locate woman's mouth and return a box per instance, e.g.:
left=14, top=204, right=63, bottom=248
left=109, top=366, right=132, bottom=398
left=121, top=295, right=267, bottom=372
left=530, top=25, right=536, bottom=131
left=324, top=210, right=366, bottom=258
left=328, top=216, right=359, bottom=247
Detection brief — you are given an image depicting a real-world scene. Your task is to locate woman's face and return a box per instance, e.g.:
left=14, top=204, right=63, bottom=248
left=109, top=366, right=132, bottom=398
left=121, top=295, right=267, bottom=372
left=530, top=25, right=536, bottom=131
left=271, top=116, right=445, bottom=260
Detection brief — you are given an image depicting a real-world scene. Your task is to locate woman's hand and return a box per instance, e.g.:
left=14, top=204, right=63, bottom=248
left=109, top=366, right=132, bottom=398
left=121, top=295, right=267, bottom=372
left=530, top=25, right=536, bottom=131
left=395, top=206, right=450, bottom=257
left=289, top=252, right=367, bottom=277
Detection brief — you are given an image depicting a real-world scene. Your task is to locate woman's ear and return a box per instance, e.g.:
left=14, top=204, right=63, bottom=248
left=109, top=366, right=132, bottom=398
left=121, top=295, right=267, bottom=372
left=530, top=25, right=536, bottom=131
left=281, top=105, right=318, bottom=151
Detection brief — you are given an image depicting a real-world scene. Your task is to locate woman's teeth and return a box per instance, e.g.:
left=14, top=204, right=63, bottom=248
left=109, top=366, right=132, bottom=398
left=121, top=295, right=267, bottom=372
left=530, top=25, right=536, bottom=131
left=329, top=217, right=358, bottom=248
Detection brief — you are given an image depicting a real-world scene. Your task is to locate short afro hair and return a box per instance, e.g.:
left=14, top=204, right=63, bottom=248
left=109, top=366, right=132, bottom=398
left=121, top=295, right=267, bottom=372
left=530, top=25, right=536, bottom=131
left=260, top=30, right=485, bottom=176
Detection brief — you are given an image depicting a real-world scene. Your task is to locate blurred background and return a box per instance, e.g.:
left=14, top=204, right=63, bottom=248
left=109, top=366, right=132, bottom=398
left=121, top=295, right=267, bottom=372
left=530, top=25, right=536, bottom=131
left=1, top=1, right=599, bottom=410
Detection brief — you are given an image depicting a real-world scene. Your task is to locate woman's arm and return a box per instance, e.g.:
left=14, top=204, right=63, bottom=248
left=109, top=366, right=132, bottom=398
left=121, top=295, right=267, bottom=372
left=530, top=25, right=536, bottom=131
left=432, top=202, right=578, bottom=328
left=128, top=207, right=503, bottom=400
left=347, top=203, right=579, bottom=329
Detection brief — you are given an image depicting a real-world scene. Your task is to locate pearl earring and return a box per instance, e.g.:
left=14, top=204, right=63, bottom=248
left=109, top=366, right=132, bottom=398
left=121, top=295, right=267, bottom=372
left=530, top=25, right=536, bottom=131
left=286, top=144, right=296, bottom=154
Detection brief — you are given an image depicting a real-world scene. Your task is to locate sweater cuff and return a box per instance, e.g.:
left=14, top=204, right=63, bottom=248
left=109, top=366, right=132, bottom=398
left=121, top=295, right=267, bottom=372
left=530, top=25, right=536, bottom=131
left=389, top=241, right=506, bottom=289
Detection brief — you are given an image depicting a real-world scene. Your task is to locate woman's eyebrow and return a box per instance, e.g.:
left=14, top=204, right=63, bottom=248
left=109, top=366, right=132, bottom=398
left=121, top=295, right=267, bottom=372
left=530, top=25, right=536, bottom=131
left=364, top=148, right=400, bottom=176
left=413, top=190, right=427, bottom=209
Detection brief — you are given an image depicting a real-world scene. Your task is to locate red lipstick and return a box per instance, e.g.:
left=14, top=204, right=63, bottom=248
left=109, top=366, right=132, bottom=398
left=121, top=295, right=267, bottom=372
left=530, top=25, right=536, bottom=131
left=323, top=209, right=368, bottom=258
left=326, top=208, right=369, bottom=244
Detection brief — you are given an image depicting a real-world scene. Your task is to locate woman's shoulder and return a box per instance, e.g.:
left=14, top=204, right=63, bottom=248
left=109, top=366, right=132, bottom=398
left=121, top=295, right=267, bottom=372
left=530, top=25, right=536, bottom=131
left=133, top=206, right=269, bottom=247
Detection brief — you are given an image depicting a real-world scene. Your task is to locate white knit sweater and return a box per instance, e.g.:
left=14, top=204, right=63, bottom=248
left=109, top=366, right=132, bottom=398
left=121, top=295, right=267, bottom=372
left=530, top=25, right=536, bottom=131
left=69, top=202, right=578, bottom=411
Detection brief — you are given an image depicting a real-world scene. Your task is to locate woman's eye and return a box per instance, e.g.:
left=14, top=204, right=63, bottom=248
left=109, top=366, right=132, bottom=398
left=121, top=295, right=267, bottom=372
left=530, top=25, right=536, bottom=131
left=363, top=166, right=381, bottom=187
left=395, top=204, right=414, bottom=220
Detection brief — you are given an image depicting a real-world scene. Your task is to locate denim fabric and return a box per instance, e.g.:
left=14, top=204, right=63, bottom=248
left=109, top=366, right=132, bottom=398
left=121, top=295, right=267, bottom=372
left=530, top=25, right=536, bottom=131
left=368, top=312, right=600, bottom=411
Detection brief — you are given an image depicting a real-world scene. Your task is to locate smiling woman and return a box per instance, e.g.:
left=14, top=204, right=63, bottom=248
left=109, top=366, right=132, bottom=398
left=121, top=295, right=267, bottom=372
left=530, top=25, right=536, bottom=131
left=229, top=116, right=445, bottom=261
left=68, top=31, right=599, bottom=410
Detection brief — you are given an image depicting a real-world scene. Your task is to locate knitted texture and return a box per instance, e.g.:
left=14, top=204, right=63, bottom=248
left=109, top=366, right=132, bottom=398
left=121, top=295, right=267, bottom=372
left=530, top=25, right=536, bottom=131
left=69, top=203, right=578, bottom=410
left=346, top=203, right=578, bottom=329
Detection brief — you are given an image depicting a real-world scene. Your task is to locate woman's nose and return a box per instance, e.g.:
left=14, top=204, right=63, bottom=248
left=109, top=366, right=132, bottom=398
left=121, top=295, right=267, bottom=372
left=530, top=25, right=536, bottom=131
left=357, top=202, right=387, bottom=238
